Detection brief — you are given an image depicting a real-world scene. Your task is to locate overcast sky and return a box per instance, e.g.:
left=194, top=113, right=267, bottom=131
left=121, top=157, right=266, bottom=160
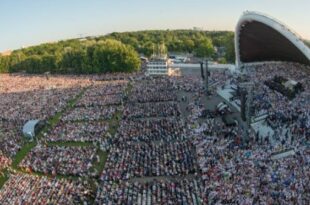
left=0, top=0, right=309, bottom=51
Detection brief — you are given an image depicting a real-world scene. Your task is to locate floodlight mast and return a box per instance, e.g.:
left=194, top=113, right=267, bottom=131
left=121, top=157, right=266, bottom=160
left=239, top=82, right=254, bottom=126
left=205, top=60, right=209, bottom=95
left=200, top=60, right=209, bottom=95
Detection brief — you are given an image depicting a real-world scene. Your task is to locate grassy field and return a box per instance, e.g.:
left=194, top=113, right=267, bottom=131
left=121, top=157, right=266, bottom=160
left=0, top=170, right=9, bottom=189
left=12, top=141, right=36, bottom=169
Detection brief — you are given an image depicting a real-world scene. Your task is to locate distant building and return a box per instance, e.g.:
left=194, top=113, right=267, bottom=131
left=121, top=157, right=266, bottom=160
left=146, top=57, right=171, bottom=76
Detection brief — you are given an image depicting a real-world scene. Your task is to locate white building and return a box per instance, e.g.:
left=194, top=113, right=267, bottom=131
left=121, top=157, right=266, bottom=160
left=146, top=57, right=171, bottom=76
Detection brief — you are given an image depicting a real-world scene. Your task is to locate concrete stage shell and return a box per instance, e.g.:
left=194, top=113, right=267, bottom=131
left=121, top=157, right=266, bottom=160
left=235, top=11, right=310, bottom=67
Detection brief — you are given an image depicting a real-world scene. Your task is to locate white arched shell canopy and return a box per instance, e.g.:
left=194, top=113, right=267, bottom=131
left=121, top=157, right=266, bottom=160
left=235, top=11, right=310, bottom=67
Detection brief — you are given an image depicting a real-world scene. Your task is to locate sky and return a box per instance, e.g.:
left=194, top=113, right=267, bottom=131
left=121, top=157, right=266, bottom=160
left=0, top=0, right=309, bottom=51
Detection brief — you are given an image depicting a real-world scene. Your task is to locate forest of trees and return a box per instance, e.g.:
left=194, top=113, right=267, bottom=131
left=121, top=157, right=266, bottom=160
left=104, top=30, right=235, bottom=62
left=0, top=30, right=235, bottom=74
left=0, top=39, right=141, bottom=74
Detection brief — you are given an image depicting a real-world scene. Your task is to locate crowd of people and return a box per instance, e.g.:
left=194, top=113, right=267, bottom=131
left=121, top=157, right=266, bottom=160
left=0, top=74, right=91, bottom=122
left=118, top=118, right=187, bottom=143
left=95, top=76, right=205, bottom=203
left=76, top=94, right=123, bottom=107
left=62, top=106, right=118, bottom=122
left=83, top=81, right=127, bottom=96
left=0, top=74, right=93, bottom=168
left=0, top=121, right=24, bottom=172
left=0, top=121, right=23, bottom=159
left=0, top=154, right=11, bottom=171
left=47, top=121, right=109, bottom=142
left=172, top=75, right=204, bottom=92
left=95, top=178, right=204, bottom=205
left=194, top=131, right=309, bottom=204
left=129, top=90, right=178, bottom=103
left=101, top=140, right=198, bottom=181
left=19, top=145, right=98, bottom=177
left=129, top=79, right=177, bottom=103
left=0, top=64, right=309, bottom=204
left=92, top=72, right=140, bottom=81
left=0, top=74, right=129, bottom=202
left=123, top=102, right=181, bottom=119
left=0, top=173, right=91, bottom=204
left=244, top=62, right=310, bottom=142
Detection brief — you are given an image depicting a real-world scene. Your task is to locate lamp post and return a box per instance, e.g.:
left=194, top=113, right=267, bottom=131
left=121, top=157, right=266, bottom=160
left=200, top=62, right=205, bottom=80
left=205, top=60, right=209, bottom=95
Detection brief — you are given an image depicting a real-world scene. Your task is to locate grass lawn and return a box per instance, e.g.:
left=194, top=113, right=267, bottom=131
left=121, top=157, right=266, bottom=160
left=92, top=150, right=108, bottom=175
left=12, top=141, right=36, bottom=169
left=0, top=170, right=9, bottom=189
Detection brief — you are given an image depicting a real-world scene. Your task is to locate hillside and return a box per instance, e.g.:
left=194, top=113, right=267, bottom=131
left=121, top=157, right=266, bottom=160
left=0, top=30, right=235, bottom=74
left=103, top=30, right=235, bottom=61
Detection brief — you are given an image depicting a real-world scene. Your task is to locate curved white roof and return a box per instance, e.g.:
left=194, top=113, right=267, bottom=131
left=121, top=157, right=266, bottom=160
left=235, top=11, right=310, bottom=67
left=22, top=119, right=40, bottom=138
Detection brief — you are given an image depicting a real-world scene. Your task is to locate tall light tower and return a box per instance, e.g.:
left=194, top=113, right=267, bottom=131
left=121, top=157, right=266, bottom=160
left=200, top=62, right=205, bottom=80
left=246, top=85, right=253, bottom=127
left=205, top=60, right=209, bottom=95
left=239, top=82, right=254, bottom=126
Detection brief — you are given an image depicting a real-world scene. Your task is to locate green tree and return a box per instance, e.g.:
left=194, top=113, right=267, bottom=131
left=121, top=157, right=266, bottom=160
left=183, top=39, right=195, bottom=53
left=93, top=39, right=140, bottom=73
left=194, top=37, right=215, bottom=58
left=60, top=49, right=87, bottom=73
left=0, top=56, right=11, bottom=73
left=23, top=55, right=43, bottom=73
left=223, top=33, right=235, bottom=63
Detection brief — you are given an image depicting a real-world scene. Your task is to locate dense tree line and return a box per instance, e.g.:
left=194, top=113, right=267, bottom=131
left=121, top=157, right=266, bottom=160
left=0, top=30, right=236, bottom=74
left=103, top=30, right=235, bottom=62
left=0, top=39, right=141, bottom=74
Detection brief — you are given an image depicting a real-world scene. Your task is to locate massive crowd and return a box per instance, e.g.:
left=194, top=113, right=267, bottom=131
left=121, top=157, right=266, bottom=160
left=95, top=76, right=206, bottom=204
left=129, top=90, right=178, bottom=103
left=0, top=75, right=92, bottom=166
left=47, top=121, right=109, bottom=142
left=0, top=154, right=11, bottom=172
left=172, top=75, right=204, bottom=92
left=123, top=102, right=181, bottom=119
left=101, top=140, right=198, bottom=181
left=194, top=131, right=309, bottom=204
left=0, top=121, right=23, bottom=159
left=0, top=173, right=91, bottom=204
left=244, top=62, right=310, bottom=141
left=117, top=118, right=187, bottom=143
left=0, top=65, right=309, bottom=204
left=0, top=74, right=128, bottom=203
left=19, top=145, right=98, bottom=177
left=95, top=178, right=205, bottom=205
left=92, top=72, right=140, bottom=81
left=129, top=79, right=177, bottom=103
left=76, top=94, right=122, bottom=107
left=62, top=106, right=118, bottom=122
left=0, top=75, right=91, bottom=122
left=83, top=81, right=127, bottom=96
left=61, top=81, right=126, bottom=122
